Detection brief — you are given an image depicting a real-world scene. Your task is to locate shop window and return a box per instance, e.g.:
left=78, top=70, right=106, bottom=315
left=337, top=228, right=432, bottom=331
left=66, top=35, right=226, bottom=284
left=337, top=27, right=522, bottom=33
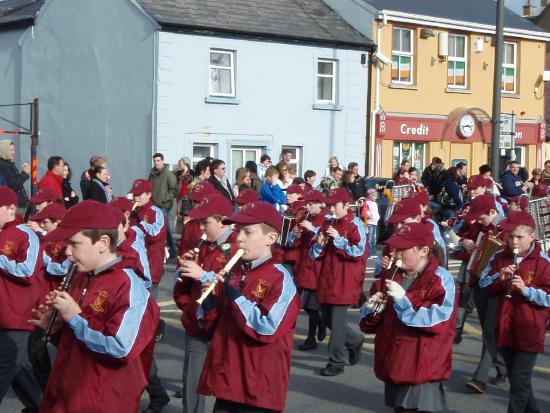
left=392, top=28, right=413, bottom=84
left=447, top=34, right=467, bottom=88
left=501, top=42, right=517, bottom=93
left=392, top=142, right=425, bottom=175
left=192, top=143, right=217, bottom=167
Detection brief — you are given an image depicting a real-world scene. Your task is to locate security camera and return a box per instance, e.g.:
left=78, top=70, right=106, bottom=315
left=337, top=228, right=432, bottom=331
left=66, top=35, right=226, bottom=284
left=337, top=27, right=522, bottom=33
left=373, top=52, right=391, bottom=66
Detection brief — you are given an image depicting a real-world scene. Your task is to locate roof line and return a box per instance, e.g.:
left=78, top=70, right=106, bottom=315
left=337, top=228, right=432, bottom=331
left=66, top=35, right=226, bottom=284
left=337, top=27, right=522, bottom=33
left=159, top=22, right=376, bottom=51
left=378, top=10, right=550, bottom=41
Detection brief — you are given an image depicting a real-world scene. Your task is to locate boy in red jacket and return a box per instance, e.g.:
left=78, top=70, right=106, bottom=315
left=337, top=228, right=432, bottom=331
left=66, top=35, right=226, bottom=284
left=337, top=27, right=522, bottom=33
left=195, top=202, right=300, bottom=412
left=310, top=188, right=367, bottom=376
left=479, top=211, right=550, bottom=413
left=361, top=221, right=456, bottom=413
left=28, top=200, right=159, bottom=412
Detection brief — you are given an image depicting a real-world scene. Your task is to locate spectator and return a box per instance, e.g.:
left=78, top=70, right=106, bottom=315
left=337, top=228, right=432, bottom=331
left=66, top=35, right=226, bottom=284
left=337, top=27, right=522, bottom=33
left=188, top=158, right=211, bottom=194
left=257, top=154, right=272, bottom=180
left=275, top=161, right=291, bottom=189
left=365, top=188, right=380, bottom=257
left=323, top=155, right=340, bottom=177
left=0, top=139, right=30, bottom=208
left=281, top=149, right=293, bottom=164
left=208, top=159, right=234, bottom=202
left=456, top=161, right=468, bottom=187
left=408, top=167, right=425, bottom=192
left=392, top=159, right=410, bottom=185
left=437, top=166, right=465, bottom=219
left=62, top=162, right=79, bottom=208
left=304, top=170, right=317, bottom=191
left=529, top=168, right=548, bottom=199
left=421, top=157, right=444, bottom=196
left=80, top=155, right=106, bottom=198
left=149, top=152, right=178, bottom=257
left=175, top=157, right=193, bottom=217
left=348, top=162, right=362, bottom=180
left=479, top=164, right=492, bottom=178
left=245, top=160, right=261, bottom=191
left=85, top=165, right=111, bottom=204
left=0, top=173, right=5, bottom=186
left=38, top=156, right=64, bottom=198
left=542, top=160, right=550, bottom=185
left=501, top=161, right=527, bottom=199
left=260, top=166, right=286, bottom=211
left=233, top=167, right=251, bottom=198
left=288, top=164, right=297, bottom=182
left=291, top=177, right=306, bottom=189
left=341, top=170, right=364, bottom=200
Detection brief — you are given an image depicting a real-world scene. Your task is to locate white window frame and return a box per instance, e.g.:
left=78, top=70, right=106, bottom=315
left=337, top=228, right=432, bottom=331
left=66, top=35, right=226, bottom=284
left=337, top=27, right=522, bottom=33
left=391, top=27, right=414, bottom=85
left=192, top=143, right=217, bottom=168
left=316, top=59, right=337, bottom=104
left=392, top=142, right=426, bottom=172
left=209, top=49, right=236, bottom=98
left=447, top=34, right=468, bottom=89
left=230, top=146, right=262, bottom=183
left=281, top=145, right=303, bottom=176
left=501, top=42, right=517, bottom=94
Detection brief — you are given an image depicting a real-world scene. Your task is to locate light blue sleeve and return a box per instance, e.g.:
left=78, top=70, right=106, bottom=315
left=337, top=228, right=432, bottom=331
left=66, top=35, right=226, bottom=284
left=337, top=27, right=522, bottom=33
left=359, top=305, right=372, bottom=321
left=68, top=269, right=148, bottom=358
left=332, top=217, right=367, bottom=257
left=200, top=271, right=215, bottom=284
left=393, top=267, right=455, bottom=328
left=523, top=287, right=550, bottom=308
left=43, top=253, right=71, bottom=277
left=0, top=225, right=40, bottom=278
left=130, top=226, right=151, bottom=288
left=428, top=219, right=447, bottom=255
left=140, top=206, right=165, bottom=237
left=310, top=243, right=323, bottom=259
left=478, top=253, right=501, bottom=288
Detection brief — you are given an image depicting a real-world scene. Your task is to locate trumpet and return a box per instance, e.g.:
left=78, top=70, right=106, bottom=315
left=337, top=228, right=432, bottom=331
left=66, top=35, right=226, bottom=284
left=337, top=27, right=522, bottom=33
left=176, top=233, right=208, bottom=283
left=40, top=263, right=78, bottom=344
left=370, top=258, right=402, bottom=316
left=196, top=248, right=245, bottom=305
left=505, top=248, right=519, bottom=299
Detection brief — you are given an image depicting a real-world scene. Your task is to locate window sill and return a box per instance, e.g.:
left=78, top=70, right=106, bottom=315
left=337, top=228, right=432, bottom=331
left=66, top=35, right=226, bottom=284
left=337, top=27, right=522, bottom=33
left=312, top=103, right=343, bottom=111
left=205, top=97, right=241, bottom=105
left=445, top=87, right=471, bottom=94
left=502, top=93, right=521, bottom=99
left=389, top=83, right=418, bottom=90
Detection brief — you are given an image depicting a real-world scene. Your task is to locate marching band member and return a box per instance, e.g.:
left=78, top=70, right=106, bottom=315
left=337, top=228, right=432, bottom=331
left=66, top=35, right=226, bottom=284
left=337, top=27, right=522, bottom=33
left=175, top=193, right=237, bottom=413
left=479, top=211, right=550, bottom=413
left=310, top=188, right=367, bottom=376
left=195, top=202, right=300, bottom=412
left=235, top=188, right=260, bottom=209
left=28, top=201, right=159, bottom=412
left=360, top=221, right=456, bottom=413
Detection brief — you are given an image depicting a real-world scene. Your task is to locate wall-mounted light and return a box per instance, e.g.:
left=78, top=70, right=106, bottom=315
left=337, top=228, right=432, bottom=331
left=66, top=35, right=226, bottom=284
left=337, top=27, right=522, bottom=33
left=474, top=37, right=483, bottom=53
left=438, top=32, right=448, bottom=60
left=420, top=28, right=436, bottom=39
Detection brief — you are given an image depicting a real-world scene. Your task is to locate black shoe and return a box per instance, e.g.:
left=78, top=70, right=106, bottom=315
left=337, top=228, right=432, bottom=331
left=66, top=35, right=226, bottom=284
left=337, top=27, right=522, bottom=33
left=454, top=328, right=463, bottom=345
left=466, top=379, right=486, bottom=394
left=489, top=372, right=508, bottom=386
left=298, top=339, right=317, bottom=351
left=172, top=390, right=184, bottom=398
left=317, top=324, right=327, bottom=342
left=320, top=364, right=344, bottom=376
left=155, top=319, right=166, bottom=342
left=348, top=340, right=364, bottom=365
left=142, top=393, right=170, bottom=413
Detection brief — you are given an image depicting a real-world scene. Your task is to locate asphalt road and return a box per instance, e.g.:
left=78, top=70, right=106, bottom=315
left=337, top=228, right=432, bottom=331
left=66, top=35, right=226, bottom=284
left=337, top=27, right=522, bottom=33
left=4, top=255, right=550, bottom=413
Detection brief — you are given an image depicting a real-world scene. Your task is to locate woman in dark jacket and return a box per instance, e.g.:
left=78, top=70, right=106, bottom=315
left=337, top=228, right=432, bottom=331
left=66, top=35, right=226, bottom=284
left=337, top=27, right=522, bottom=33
left=207, top=159, right=235, bottom=202
left=62, top=163, right=79, bottom=208
left=0, top=139, right=30, bottom=208
left=85, top=165, right=111, bottom=204
left=438, top=167, right=464, bottom=220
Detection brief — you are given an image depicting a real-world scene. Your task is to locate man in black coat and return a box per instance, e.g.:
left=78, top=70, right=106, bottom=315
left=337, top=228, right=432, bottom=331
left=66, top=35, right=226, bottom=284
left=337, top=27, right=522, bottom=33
left=0, top=139, right=30, bottom=208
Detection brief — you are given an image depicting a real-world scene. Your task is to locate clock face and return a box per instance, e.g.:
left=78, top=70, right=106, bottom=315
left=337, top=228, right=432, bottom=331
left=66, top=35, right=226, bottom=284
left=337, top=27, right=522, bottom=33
left=458, top=114, right=476, bottom=138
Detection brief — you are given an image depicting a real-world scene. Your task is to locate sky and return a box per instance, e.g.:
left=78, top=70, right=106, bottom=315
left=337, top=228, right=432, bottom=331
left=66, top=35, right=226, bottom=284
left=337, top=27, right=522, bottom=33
left=505, top=0, right=541, bottom=15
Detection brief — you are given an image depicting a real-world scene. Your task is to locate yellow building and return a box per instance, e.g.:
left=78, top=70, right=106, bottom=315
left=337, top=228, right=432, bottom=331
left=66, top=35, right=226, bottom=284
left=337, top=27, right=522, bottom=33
left=364, top=2, right=550, bottom=178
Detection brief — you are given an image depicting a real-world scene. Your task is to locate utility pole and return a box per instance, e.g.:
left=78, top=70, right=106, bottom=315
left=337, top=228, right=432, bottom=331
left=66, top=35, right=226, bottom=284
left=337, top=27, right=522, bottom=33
left=490, top=0, right=504, bottom=177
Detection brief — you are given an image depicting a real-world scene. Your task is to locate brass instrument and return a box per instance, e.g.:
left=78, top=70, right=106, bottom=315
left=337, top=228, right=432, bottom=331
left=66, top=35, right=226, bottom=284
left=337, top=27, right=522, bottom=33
left=196, top=248, right=245, bottom=305
left=466, top=232, right=503, bottom=279
left=383, top=181, right=413, bottom=222
left=527, top=197, right=550, bottom=251
left=40, top=263, right=78, bottom=344
left=505, top=248, right=519, bottom=299
left=370, top=258, right=403, bottom=316
left=176, top=233, right=208, bottom=283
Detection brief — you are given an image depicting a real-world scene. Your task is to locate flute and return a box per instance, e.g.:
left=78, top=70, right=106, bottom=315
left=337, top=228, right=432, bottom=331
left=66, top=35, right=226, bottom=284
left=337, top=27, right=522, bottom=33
left=176, top=233, right=208, bottom=283
left=196, top=248, right=244, bottom=305
left=505, top=248, right=519, bottom=299
left=372, top=259, right=402, bottom=316
left=40, top=263, right=78, bottom=344
left=131, top=200, right=139, bottom=211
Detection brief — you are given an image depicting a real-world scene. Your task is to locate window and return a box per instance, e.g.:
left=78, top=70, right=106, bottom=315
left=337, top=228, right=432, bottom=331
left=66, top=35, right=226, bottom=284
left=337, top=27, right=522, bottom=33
left=316, top=59, right=337, bottom=104
left=501, top=42, right=517, bottom=93
left=391, top=28, right=413, bottom=84
left=392, top=142, right=425, bottom=173
left=447, top=35, right=467, bottom=88
left=231, top=146, right=262, bottom=183
left=192, top=143, right=217, bottom=167
left=281, top=145, right=303, bottom=176
left=209, top=49, right=235, bottom=97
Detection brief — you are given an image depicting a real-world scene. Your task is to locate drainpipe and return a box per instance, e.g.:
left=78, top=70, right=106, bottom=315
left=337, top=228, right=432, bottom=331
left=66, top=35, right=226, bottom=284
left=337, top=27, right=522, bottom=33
left=370, top=13, right=385, bottom=177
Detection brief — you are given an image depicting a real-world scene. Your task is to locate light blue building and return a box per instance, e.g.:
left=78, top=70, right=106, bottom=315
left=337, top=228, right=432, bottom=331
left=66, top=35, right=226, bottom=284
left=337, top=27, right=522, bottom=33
left=0, top=0, right=374, bottom=193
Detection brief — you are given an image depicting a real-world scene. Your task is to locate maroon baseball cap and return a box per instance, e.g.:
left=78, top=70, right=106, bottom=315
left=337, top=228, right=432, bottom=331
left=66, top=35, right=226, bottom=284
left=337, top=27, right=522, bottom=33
left=388, top=197, right=423, bottom=224
left=43, top=200, right=119, bottom=242
left=129, top=179, right=152, bottom=196
left=509, top=195, right=529, bottom=211
left=324, top=188, right=352, bottom=205
left=385, top=221, right=435, bottom=249
left=286, top=184, right=304, bottom=196
left=0, top=185, right=18, bottom=207
left=236, top=189, right=260, bottom=205
left=303, top=190, right=325, bottom=203
left=501, top=211, right=536, bottom=232
left=466, top=175, right=491, bottom=190
left=29, top=187, right=59, bottom=205
left=110, top=196, right=134, bottom=213
left=410, top=190, right=429, bottom=206
left=223, top=201, right=282, bottom=232
left=464, top=193, right=497, bottom=222
left=189, top=181, right=216, bottom=202
left=108, top=205, right=125, bottom=224
left=29, top=203, right=66, bottom=222
left=187, top=194, right=233, bottom=219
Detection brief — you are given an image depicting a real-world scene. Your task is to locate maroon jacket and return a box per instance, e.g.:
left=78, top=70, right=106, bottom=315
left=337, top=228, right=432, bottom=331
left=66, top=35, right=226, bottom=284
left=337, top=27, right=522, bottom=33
left=178, top=219, right=202, bottom=258
left=479, top=243, right=550, bottom=353
left=117, top=226, right=151, bottom=288
left=310, top=212, right=368, bottom=305
left=41, top=261, right=159, bottom=412
left=38, top=171, right=63, bottom=198
left=40, top=240, right=70, bottom=301
left=198, top=257, right=300, bottom=411
left=0, top=218, right=42, bottom=330
left=360, top=256, right=456, bottom=384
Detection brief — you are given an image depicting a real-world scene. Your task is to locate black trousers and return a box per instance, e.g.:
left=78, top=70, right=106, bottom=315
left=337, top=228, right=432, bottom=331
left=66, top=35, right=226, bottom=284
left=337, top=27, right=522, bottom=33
left=499, top=348, right=540, bottom=413
left=213, top=398, right=279, bottom=413
left=320, top=304, right=363, bottom=368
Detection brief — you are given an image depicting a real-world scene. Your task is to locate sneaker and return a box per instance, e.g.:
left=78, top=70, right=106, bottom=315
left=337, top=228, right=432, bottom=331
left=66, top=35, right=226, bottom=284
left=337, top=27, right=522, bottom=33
left=298, top=339, right=317, bottom=351
left=320, top=364, right=344, bottom=377
left=317, top=323, right=327, bottom=342
left=155, top=319, right=166, bottom=342
left=348, top=340, right=364, bottom=365
left=142, top=393, right=170, bottom=413
left=466, top=379, right=486, bottom=394
left=489, top=373, right=508, bottom=386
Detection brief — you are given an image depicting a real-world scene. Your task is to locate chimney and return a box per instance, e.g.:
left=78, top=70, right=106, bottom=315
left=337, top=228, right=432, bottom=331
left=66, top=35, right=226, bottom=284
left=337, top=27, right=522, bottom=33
left=523, top=1, right=536, bottom=16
